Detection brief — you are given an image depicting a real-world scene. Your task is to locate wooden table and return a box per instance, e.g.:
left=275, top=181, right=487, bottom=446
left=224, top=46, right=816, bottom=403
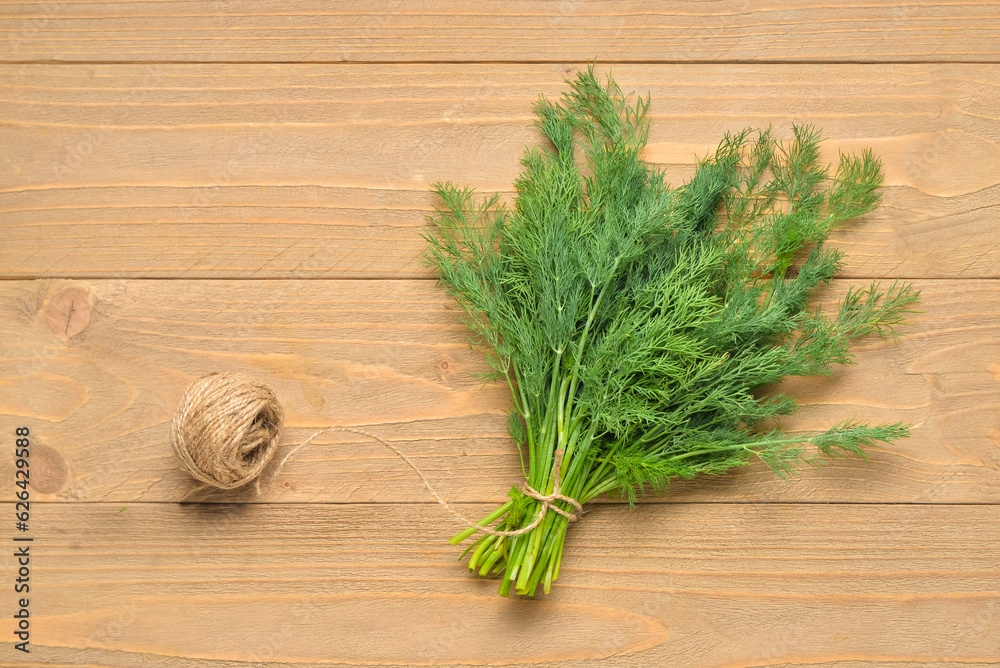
left=2, top=3, right=999, bottom=665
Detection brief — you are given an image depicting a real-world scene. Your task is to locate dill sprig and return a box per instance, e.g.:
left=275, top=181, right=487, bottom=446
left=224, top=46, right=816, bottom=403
left=423, top=64, right=920, bottom=597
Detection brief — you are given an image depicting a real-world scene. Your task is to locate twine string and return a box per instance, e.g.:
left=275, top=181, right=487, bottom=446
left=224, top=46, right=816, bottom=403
left=171, top=372, right=585, bottom=537
left=270, top=426, right=582, bottom=537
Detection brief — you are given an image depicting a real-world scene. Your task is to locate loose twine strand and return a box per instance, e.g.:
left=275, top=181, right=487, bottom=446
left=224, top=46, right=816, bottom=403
left=170, top=372, right=583, bottom=537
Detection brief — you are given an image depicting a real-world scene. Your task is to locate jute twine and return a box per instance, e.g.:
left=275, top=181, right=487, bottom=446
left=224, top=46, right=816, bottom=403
left=170, top=371, right=583, bottom=537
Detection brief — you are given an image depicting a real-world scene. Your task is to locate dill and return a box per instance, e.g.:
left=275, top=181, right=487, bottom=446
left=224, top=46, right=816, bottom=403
left=423, top=65, right=920, bottom=597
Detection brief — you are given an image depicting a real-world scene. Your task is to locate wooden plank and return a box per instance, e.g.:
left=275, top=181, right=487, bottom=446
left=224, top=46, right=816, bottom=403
left=1, top=63, right=998, bottom=280
left=1, top=0, right=999, bottom=63
left=1, top=277, right=997, bottom=505
left=2, top=502, right=998, bottom=665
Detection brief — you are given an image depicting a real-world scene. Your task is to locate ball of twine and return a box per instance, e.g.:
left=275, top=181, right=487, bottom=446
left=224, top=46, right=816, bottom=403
left=170, top=372, right=284, bottom=491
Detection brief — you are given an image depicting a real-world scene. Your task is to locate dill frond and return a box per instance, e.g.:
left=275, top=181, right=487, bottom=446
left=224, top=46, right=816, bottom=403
left=424, top=63, right=920, bottom=596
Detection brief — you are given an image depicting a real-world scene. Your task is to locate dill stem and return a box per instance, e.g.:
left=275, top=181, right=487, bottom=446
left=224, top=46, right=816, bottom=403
left=479, top=539, right=506, bottom=575
left=567, top=278, right=611, bottom=404
left=515, top=515, right=544, bottom=589
left=533, top=351, right=563, bottom=491
left=667, top=433, right=821, bottom=463
left=550, top=520, right=568, bottom=582
left=468, top=533, right=498, bottom=572
left=505, top=532, right=530, bottom=585
left=449, top=499, right=514, bottom=545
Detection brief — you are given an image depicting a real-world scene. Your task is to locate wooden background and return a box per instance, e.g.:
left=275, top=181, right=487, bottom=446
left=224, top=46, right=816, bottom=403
left=1, top=2, right=999, bottom=666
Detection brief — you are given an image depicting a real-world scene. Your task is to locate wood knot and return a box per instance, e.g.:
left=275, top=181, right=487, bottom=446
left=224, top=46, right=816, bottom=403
left=43, top=285, right=94, bottom=342
left=28, top=442, right=69, bottom=495
left=436, top=357, right=455, bottom=381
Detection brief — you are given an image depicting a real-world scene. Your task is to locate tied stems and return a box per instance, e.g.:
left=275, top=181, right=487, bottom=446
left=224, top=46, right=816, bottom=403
left=452, top=355, right=606, bottom=596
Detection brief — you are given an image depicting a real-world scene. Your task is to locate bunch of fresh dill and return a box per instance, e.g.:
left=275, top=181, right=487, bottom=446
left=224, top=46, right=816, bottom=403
left=423, top=65, right=919, bottom=597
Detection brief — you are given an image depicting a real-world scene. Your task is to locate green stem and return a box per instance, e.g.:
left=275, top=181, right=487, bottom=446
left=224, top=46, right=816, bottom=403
left=468, top=533, right=498, bottom=572
left=449, top=499, right=514, bottom=545
left=668, top=433, right=816, bottom=463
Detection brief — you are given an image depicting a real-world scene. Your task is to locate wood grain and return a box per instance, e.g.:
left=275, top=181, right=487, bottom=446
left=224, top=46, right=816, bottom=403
left=2, top=4, right=997, bottom=664
left=2, top=502, right=997, bottom=666
left=2, top=277, right=997, bottom=505
left=2, top=0, right=999, bottom=63
left=2, top=63, right=999, bottom=280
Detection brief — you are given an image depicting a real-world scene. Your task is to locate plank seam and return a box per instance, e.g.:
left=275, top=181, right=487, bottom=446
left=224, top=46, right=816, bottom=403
left=17, top=501, right=1000, bottom=506
left=1, top=59, right=998, bottom=66
left=1, top=276, right=997, bottom=282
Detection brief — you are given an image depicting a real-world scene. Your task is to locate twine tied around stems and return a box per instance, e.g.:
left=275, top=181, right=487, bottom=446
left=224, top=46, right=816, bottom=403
left=503, top=448, right=584, bottom=532
left=169, top=372, right=584, bottom=536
